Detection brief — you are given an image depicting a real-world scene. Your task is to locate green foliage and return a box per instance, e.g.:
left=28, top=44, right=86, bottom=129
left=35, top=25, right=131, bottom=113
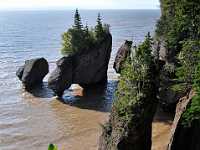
left=170, top=83, right=187, bottom=93
left=176, top=40, right=200, bottom=83
left=113, top=33, right=155, bottom=122
left=182, top=95, right=200, bottom=127
left=182, top=62, right=200, bottom=127
left=114, top=57, right=138, bottom=121
left=164, top=63, right=175, bottom=74
left=61, top=31, right=73, bottom=54
left=48, top=144, right=58, bottom=150
left=73, top=9, right=83, bottom=30
left=157, top=0, right=200, bottom=127
left=156, top=0, right=200, bottom=59
left=61, top=9, right=110, bottom=55
left=136, top=32, right=153, bottom=64
left=95, top=13, right=104, bottom=40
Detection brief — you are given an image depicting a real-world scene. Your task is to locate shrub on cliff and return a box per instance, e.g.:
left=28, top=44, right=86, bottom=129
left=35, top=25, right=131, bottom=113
left=99, top=33, right=158, bottom=150
left=61, top=9, right=110, bottom=55
left=157, top=0, right=200, bottom=127
left=176, top=40, right=200, bottom=84
left=156, top=0, right=200, bottom=59
left=181, top=49, right=200, bottom=127
left=114, top=33, right=155, bottom=121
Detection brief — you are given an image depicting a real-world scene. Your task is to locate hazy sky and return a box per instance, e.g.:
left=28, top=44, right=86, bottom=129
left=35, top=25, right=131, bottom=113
left=0, top=0, right=160, bottom=10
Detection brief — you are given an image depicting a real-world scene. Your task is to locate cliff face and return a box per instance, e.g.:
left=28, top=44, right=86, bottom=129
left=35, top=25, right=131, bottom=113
left=113, top=40, right=132, bottom=74
left=156, top=0, right=200, bottom=149
left=155, top=0, right=200, bottom=112
left=99, top=35, right=159, bottom=150
left=99, top=85, right=157, bottom=150
left=99, top=1, right=200, bottom=149
left=167, top=90, right=200, bottom=150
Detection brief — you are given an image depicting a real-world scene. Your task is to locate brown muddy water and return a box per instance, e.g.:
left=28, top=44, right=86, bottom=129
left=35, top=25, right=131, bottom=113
left=0, top=64, right=118, bottom=150
left=152, top=108, right=173, bottom=150
left=0, top=10, right=161, bottom=150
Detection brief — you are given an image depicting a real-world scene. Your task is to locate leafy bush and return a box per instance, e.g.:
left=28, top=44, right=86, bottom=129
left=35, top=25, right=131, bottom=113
left=182, top=62, right=200, bottom=127
left=113, top=33, right=155, bottom=122
left=48, top=144, right=58, bottom=150
left=182, top=95, right=200, bottom=127
left=157, top=0, right=200, bottom=127
left=176, top=40, right=200, bottom=83
left=156, top=0, right=200, bottom=60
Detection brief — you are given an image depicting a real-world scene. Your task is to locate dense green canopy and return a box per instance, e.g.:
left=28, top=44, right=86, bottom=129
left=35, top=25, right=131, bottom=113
left=157, top=0, right=200, bottom=126
left=61, top=9, right=110, bottom=55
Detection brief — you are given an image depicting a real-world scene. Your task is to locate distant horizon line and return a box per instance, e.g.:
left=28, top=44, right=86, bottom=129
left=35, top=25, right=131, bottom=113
left=0, top=8, right=160, bottom=12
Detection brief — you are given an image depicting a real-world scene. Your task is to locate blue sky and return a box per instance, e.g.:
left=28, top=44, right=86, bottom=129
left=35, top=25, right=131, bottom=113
left=0, top=0, right=160, bottom=10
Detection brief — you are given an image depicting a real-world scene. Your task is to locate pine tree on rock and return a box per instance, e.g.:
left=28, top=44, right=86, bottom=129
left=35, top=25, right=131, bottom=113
left=95, top=13, right=104, bottom=39
left=61, top=10, right=109, bottom=55
left=85, top=23, right=89, bottom=36
left=73, top=9, right=83, bottom=30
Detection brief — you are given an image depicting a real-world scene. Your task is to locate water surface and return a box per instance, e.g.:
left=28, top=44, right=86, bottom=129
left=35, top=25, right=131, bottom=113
left=0, top=10, right=160, bottom=150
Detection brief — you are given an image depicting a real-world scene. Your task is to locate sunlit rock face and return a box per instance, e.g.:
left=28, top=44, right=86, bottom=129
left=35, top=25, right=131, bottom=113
left=167, top=90, right=200, bottom=150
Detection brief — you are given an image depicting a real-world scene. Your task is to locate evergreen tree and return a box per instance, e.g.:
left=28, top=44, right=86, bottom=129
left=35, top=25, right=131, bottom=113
left=95, top=13, right=104, bottom=39
left=73, top=9, right=83, bottom=30
left=61, top=10, right=109, bottom=55
left=84, top=23, right=89, bottom=36
left=136, top=32, right=153, bottom=64
left=156, top=0, right=200, bottom=127
left=100, top=33, right=157, bottom=150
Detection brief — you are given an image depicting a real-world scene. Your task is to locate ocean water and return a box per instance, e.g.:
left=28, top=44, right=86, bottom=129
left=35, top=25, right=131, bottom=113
left=0, top=10, right=160, bottom=150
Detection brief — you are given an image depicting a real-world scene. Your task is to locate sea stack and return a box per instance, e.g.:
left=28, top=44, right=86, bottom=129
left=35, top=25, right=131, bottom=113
left=48, top=32, right=112, bottom=97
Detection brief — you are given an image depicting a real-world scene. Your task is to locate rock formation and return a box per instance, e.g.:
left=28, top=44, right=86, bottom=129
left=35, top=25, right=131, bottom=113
left=16, top=58, right=49, bottom=89
left=48, top=57, right=73, bottom=97
left=99, top=36, right=158, bottom=150
left=48, top=32, right=112, bottom=97
left=99, top=96, right=157, bottom=150
left=113, top=40, right=132, bottom=73
left=167, top=90, right=200, bottom=150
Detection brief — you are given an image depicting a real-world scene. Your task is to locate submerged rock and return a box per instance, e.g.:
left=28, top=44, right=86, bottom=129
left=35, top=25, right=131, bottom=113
left=16, top=58, right=49, bottom=89
left=113, top=40, right=132, bottom=73
left=48, top=32, right=112, bottom=96
left=167, top=90, right=200, bottom=150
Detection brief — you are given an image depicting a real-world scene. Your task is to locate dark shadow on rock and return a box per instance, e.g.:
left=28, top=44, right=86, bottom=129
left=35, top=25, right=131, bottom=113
left=58, top=80, right=118, bottom=113
left=25, top=82, right=55, bottom=98
left=153, top=105, right=174, bottom=125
